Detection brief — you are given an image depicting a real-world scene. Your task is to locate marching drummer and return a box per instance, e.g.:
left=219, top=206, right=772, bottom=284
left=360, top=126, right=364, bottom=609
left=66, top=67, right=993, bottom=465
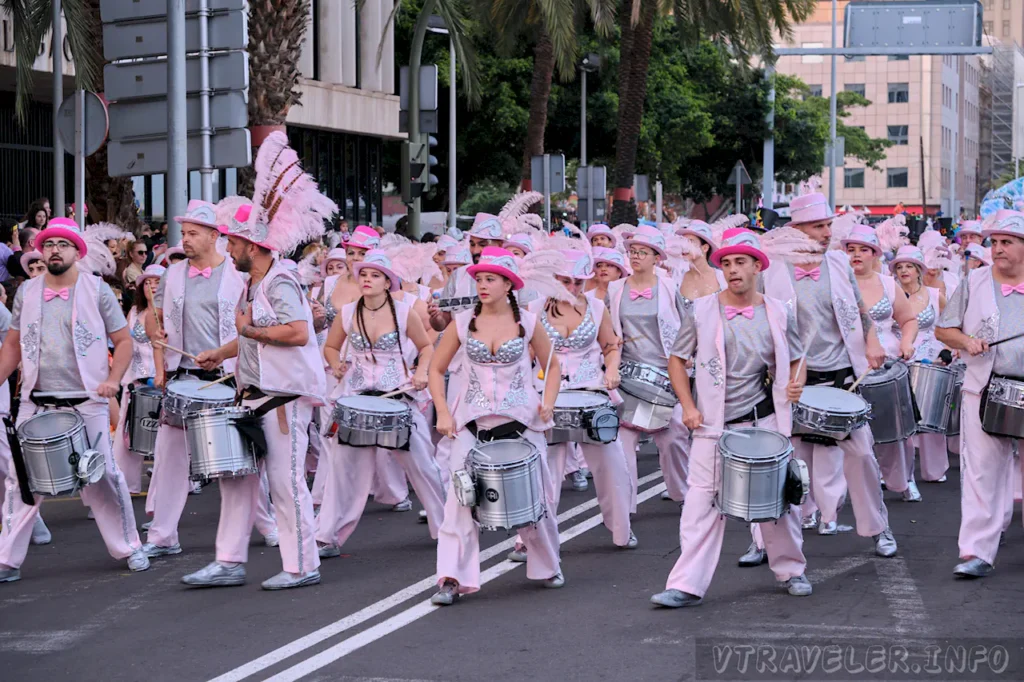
left=315, top=250, right=446, bottom=557
left=651, top=228, right=810, bottom=608
left=429, top=247, right=565, bottom=605
left=427, top=214, right=506, bottom=333
left=957, top=220, right=985, bottom=248
left=585, top=247, right=630, bottom=300
left=0, top=218, right=149, bottom=583
left=143, top=200, right=259, bottom=560
left=936, top=209, right=1024, bottom=579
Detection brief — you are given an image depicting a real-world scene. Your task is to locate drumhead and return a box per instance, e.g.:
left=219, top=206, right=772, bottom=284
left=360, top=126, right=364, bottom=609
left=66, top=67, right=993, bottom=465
left=911, top=361, right=955, bottom=377
left=861, top=361, right=908, bottom=385
left=135, top=385, right=164, bottom=399
left=337, top=396, right=408, bottom=413
left=471, top=439, right=537, bottom=467
left=720, top=428, right=790, bottom=461
left=799, top=385, right=868, bottom=415
left=20, top=410, right=83, bottom=439
left=167, top=379, right=235, bottom=401
left=555, top=391, right=608, bottom=408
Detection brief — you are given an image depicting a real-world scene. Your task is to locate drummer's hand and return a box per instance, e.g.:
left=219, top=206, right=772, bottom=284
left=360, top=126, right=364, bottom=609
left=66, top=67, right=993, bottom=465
left=604, top=368, right=620, bottom=391
left=412, top=369, right=428, bottom=391
left=866, top=337, right=886, bottom=370
left=436, top=413, right=456, bottom=439
left=330, top=362, right=348, bottom=380
left=309, top=300, right=327, bottom=332
left=538, top=402, right=555, bottom=422
left=154, top=367, right=167, bottom=390
left=236, top=303, right=252, bottom=336
left=427, top=301, right=445, bottom=325
left=899, top=340, right=915, bottom=361
left=965, top=337, right=989, bottom=356
left=682, top=407, right=702, bottom=431
left=196, top=349, right=222, bottom=371
left=97, top=380, right=119, bottom=398
left=786, top=380, right=804, bottom=403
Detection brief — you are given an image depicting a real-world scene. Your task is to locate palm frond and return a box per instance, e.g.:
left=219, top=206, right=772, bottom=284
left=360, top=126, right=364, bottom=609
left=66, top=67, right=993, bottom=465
left=3, top=0, right=50, bottom=124
left=62, top=0, right=101, bottom=92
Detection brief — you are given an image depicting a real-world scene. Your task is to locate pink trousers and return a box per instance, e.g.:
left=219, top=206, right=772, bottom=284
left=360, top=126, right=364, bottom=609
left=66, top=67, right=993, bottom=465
left=619, top=403, right=690, bottom=510
left=545, top=441, right=632, bottom=545
left=316, top=408, right=445, bottom=546
left=561, top=443, right=587, bottom=476
left=436, top=428, right=561, bottom=593
left=216, top=398, right=319, bottom=574
left=371, top=448, right=409, bottom=505
left=958, top=393, right=1024, bottom=565
left=876, top=440, right=911, bottom=493
left=792, top=426, right=888, bottom=537
left=0, top=401, right=142, bottom=569
left=664, top=415, right=805, bottom=597
left=911, top=431, right=949, bottom=482
left=112, top=391, right=144, bottom=494
left=146, top=423, right=190, bottom=546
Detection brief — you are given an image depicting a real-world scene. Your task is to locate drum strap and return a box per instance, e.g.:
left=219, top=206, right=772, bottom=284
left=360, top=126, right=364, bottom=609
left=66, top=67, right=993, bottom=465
left=4, top=417, right=36, bottom=505
left=726, top=394, right=775, bottom=425
left=806, top=367, right=854, bottom=389
left=466, top=419, right=527, bottom=442
left=29, top=393, right=88, bottom=408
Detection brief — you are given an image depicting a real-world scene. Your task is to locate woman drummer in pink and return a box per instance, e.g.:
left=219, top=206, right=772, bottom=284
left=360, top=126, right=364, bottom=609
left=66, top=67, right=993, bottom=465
left=429, top=247, right=565, bottom=605
left=315, top=250, right=446, bottom=557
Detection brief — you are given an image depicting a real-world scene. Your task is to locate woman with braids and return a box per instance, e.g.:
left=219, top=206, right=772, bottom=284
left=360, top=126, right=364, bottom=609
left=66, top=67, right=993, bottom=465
left=429, top=247, right=568, bottom=605
left=315, top=250, right=446, bottom=557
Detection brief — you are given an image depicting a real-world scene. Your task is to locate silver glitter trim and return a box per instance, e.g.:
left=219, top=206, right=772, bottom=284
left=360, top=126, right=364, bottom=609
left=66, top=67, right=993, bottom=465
left=701, top=355, right=724, bottom=387
left=253, top=299, right=274, bottom=328
left=465, top=367, right=491, bottom=410
left=170, top=295, right=184, bottom=334
left=21, top=321, right=39, bottom=361
left=378, top=357, right=402, bottom=391
left=219, top=299, right=236, bottom=341
left=288, top=402, right=305, bottom=573
left=74, top=320, right=100, bottom=357
left=659, top=319, right=679, bottom=356
left=832, top=295, right=860, bottom=336
left=498, top=367, right=528, bottom=411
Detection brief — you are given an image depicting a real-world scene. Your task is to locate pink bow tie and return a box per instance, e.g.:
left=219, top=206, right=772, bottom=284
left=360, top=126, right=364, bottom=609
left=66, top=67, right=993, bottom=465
left=1001, top=283, right=1024, bottom=297
left=43, top=287, right=69, bottom=302
left=794, top=266, right=821, bottom=282
left=629, top=287, right=653, bottom=301
left=189, top=266, right=212, bottom=279
left=724, top=305, right=754, bottom=320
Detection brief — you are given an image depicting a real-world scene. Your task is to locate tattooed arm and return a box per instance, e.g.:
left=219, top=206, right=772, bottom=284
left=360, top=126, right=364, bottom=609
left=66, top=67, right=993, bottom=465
left=239, top=321, right=308, bottom=347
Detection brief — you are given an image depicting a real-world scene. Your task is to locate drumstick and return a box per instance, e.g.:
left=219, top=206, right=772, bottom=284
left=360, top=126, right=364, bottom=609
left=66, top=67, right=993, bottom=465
left=378, top=384, right=413, bottom=399
left=199, top=373, right=234, bottom=390
left=847, top=366, right=874, bottom=393
left=152, top=340, right=201, bottom=361
left=539, top=342, right=556, bottom=407
left=988, top=331, right=1024, bottom=348
left=699, top=423, right=752, bottom=439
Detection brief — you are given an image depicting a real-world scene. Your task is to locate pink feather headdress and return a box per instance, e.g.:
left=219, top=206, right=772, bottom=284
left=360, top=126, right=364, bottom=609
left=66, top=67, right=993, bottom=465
left=379, top=233, right=442, bottom=285
left=498, top=191, right=543, bottom=235
left=761, top=226, right=826, bottom=265
left=828, top=212, right=867, bottom=251
left=875, top=214, right=910, bottom=254
left=536, top=230, right=592, bottom=257
left=517, top=250, right=577, bottom=303
left=80, top=222, right=133, bottom=278
left=709, top=214, right=749, bottom=247
left=296, top=252, right=322, bottom=287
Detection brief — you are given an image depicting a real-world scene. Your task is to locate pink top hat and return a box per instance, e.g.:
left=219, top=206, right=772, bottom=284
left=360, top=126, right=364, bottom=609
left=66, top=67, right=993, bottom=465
left=34, top=217, right=88, bottom=256
left=19, top=250, right=42, bottom=273
left=982, top=210, right=1024, bottom=239
left=466, top=247, right=525, bottom=290
left=957, top=220, right=983, bottom=237
left=469, top=213, right=504, bottom=241
left=342, top=225, right=381, bottom=251
left=442, top=247, right=472, bottom=267
left=888, top=245, right=926, bottom=273
left=840, top=224, right=882, bottom=256
left=623, top=224, right=667, bottom=259
left=174, top=199, right=220, bottom=230
left=135, top=263, right=166, bottom=286
left=965, top=243, right=992, bottom=266
left=711, top=228, right=770, bottom=269
left=436, top=235, right=460, bottom=252
left=503, top=233, right=535, bottom=254
left=676, top=220, right=718, bottom=250
left=219, top=203, right=272, bottom=249
left=556, top=249, right=595, bottom=280
left=320, top=247, right=347, bottom=277
left=587, top=224, right=619, bottom=248
left=785, top=192, right=837, bottom=227
left=593, top=247, right=631, bottom=277
left=352, top=249, right=401, bottom=291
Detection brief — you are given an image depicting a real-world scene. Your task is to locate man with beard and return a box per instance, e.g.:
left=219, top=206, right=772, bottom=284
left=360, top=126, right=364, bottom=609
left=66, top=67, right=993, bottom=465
left=0, top=219, right=148, bottom=582
left=427, top=214, right=505, bottom=332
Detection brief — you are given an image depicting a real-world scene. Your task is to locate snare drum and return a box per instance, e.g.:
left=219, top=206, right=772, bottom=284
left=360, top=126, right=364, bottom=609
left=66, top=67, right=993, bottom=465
left=329, top=396, right=412, bottom=449
left=162, top=378, right=236, bottom=428
left=946, top=362, right=966, bottom=437
left=617, top=361, right=678, bottom=432
left=909, top=362, right=956, bottom=433
left=185, top=406, right=260, bottom=481
left=856, top=362, right=916, bottom=443
left=792, top=385, right=871, bottom=443
left=717, top=427, right=796, bottom=522
left=127, top=383, right=163, bottom=455
left=981, top=375, right=1024, bottom=439
left=546, top=391, right=619, bottom=445
left=18, top=411, right=105, bottom=496
left=466, top=438, right=545, bottom=531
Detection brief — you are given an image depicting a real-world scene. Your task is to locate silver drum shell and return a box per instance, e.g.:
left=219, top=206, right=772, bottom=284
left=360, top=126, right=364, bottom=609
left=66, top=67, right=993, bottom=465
left=545, top=391, right=612, bottom=445
left=856, top=363, right=917, bottom=443
left=185, top=407, right=259, bottom=481
left=792, top=387, right=871, bottom=441
left=333, top=398, right=412, bottom=449
left=981, top=376, right=1024, bottom=439
left=946, top=363, right=966, bottom=437
left=18, top=411, right=89, bottom=496
left=717, top=428, right=793, bottom=523
left=470, top=440, right=545, bottom=532
left=617, top=362, right=678, bottom=433
left=162, top=380, right=236, bottom=428
left=908, top=362, right=956, bottom=433
left=128, top=384, right=163, bottom=456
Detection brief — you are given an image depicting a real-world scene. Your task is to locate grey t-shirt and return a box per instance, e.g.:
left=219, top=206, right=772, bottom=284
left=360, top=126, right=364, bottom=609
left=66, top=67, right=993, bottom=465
left=616, top=284, right=688, bottom=370
left=0, top=304, right=12, bottom=345
left=939, top=277, right=1024, bottom=377
left=793, top=259, right=861, bottom=372
left=155, top=260, right=229, bottom=369
left=12, top=281, right=127, bottom=393
left=237, top=274, right=308, bottom=394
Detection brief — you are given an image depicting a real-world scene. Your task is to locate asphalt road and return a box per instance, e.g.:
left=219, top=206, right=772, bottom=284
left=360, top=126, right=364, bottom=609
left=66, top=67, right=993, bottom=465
left=2, top=448, right=1023, bottom=682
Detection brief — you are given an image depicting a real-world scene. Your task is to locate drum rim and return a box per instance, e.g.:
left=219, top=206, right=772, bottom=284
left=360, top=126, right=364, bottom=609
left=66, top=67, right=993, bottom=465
left=19, top=410, right=85, bottom=442
left=554, top=390, right=610, bottom=408
left=617, top=383, right=678, bottom=406
left=909, top=362, right=956, bottom=376
left=798, top=386, right=870, bottom=415
left=166, top=383, right=236, bottom=399
left=719, top=428, right=793, bottom=462
left=470, top=441, right=539, bottom=469
left=335, top=396, right=411, bottom=413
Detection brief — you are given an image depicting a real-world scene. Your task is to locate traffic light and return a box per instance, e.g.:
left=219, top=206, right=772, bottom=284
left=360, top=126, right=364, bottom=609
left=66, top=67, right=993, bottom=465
left=401, top=139, right=427, bottom=204
left=426, top=135, right=440, bottom=190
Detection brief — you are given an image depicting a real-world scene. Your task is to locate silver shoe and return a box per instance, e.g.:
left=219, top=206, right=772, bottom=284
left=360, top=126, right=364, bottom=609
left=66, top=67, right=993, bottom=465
left=507, top=546, right=527, bottom=563
left=0, top=567, right=21, bottom=583
left=650, top=588, right=702, bottom=608
left=623, top=531, right=638, bottom=549
left=142, top=542, right=182, bottom=558
left=818, top=520, right=838, bottom=536
left=874, top=528, right=898, bottom=558
left=660, top=490, right=672, bottom=501
left=189, top=480, right=203, bottom=495
left=261, top=570, right=321, bottom=590
left=127, top=549, right=151, bottom=572
left=582, top=467, right=593, bottom=480
left=392, top=498, right=412, bottom=512
left=738, top=542, right=767, bottom=567
left=264, top=530, right=280, bottom=547
left=801, top=510, right=820, bottom=530
left=431, top=579, right=460, bottom=606
left=937, top=475, right=947, bottom=483
left=783, top=574, right=813, bottom=596
left=181, top=561, right=246, bottom=587
left=141, top=520, right=153, bottom=531
left=953, top=557, right=993, bottom=579
left=30, top=516, right=51, bottom=545
left=902, top=480, right=922, bottom=502
left=318, top=544, right=341, bottom=559
left=418, top=509, right=428, bottom=524
left=543, top=571, right=565, bottom=589
left=569, top=470, right=588, bottom=492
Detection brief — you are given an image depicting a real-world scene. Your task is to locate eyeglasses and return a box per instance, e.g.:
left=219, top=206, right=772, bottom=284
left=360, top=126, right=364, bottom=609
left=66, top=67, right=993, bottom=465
left=628, top=249, right=654, bottom=259
left=135, top=250, right=147, bottom=256
left=41, top=240, right=75, bottom=252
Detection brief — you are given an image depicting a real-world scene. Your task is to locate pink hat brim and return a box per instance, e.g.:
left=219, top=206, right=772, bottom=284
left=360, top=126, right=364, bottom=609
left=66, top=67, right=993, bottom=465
left=174, top=215, right=220, bottom=230
left=981, top=227, right=1024, bottom=239
left=888, top=256, right=925, bottom=273
left=588, top=232, right=619, bottom=248
left=594, top=257, right=631, bottom=276
left=677, top=229, right=718, bottom=250
left=784, top=211, right=837, bottom=228
left=19, top=252, right=42, bottom=272
left=34, top=227, right=87, bottom=257
left=623, top=236, right=667, bottom=259
left=352, top=261, right=400, bottom=291
left=710, top=245, right=770, bottom=270
left=217, top=225, right=274, bottom=251
left=840, top=237, right=882, bottom=257
left=466, top=263, right=525, bottom=290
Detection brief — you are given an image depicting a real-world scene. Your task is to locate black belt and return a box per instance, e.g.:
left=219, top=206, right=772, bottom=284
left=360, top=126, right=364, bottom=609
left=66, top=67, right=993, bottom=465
left=29, top=393, right=87, bottom=408
left=726, top=393, right=775, bottom=425
left=173, top=368, right=227, bottom=383
left=362, top=388, right=413, bottom=402
left=466, top=419, right=526, bottom=442
left=241, top=387, right=299, bottom=416
left=806, top=367, right=854, bottom=389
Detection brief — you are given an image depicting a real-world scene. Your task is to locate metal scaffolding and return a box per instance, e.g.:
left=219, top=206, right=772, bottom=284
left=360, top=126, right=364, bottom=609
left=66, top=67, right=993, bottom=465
left=989, top=42, right=1016, bottom=185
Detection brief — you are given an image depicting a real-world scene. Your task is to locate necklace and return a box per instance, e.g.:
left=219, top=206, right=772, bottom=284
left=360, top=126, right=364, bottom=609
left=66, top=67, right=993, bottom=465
left=365, top=298, right=387, bottom=318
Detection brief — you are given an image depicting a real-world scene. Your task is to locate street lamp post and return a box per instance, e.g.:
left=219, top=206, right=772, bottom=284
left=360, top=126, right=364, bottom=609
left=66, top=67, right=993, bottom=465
left=1016, top=83, right=1024, bottom=178
left=580, top=53, right=600, bottom=228
left=427, top=16, right=457, bottom=230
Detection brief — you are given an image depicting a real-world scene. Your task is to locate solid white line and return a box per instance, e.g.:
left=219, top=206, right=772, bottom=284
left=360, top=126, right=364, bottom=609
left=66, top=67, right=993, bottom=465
left=264, top=481, right=670, bottom=682
left=874, top=557, right=930, bottom=636
left=209, top=471, right=666, bottom=682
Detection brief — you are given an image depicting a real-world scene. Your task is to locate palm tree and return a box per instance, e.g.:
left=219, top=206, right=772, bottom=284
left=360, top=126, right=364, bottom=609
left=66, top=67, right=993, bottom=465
left=478, top=0, right=616, bottom=189
left=607, top=0, right=816, bottom=225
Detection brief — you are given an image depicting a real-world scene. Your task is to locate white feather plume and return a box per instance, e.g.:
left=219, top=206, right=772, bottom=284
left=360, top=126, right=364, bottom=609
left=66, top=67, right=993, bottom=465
left=761, top=226, right=826, bottom=265
left=296, top=252, right=322, bottom=287
left=828, top=212, right=866, bottom=251
left=875, top=215, right=910, bottom=254
left=518, top=250, right=577, bottom=303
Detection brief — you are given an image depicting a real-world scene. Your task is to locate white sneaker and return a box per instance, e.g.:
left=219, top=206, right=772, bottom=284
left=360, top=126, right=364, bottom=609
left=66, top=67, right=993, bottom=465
left=189, top=480, right=203, bottom=495
left=128, top=549, right=151, bottom=572
left=30, top=516, right=51, bottom=545
left=569, top=470, right=588, bottom=492
left=264, top=530, right=280, bottom=547
left=392, top=498, right=412, bottom=512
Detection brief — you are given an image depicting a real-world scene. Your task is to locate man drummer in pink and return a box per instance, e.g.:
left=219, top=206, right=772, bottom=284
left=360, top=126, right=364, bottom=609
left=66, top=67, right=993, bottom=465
left=652, top=229, right=810, bottom=607
left=936, top=209, right=1024, bottom=579
left=0, top=219, right=149, bottom=583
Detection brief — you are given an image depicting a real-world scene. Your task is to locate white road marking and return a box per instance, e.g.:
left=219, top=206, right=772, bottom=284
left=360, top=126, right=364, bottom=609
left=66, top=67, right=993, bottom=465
left=262, top=481, right=669, bottom=682
left=741, top=553, right=873, bottom=610
left=874, top=557, right=930, bottom=636
left=210, top=472, right=666, bottom=682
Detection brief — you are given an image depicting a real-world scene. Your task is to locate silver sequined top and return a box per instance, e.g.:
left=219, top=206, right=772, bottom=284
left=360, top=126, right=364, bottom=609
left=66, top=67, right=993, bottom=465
left=868, top=295, right=893, bottom=322
left=466, top=336, right=525, bottom=364
left=940, top=278, right=1024, bottom=377
left=792, top=260, right=862, bottom=372
left=541, top=302, right=598, bottom=351
left=155, top=260, right=228, bottom=369
left=616, top=286, right=688, bottom=370
left=916, top=303, right=936, bottom=330
left=349, top=330, right=399, bottom=352
left=130, top=318, right=149, bottom=344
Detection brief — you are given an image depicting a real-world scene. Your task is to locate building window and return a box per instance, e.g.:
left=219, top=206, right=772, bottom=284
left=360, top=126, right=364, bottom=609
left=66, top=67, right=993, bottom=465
left=844, top=168, right=865, bottom=189
left=1003, top=20, right=1011, bottom=37
left=984, top=21, right=993, bottom=35
left=888, top=82, right=909, bottom=103
left=887, top=168, right=909, bottom=188
left=802, top=43, right=824, bottom=64
left=1004, top=0, right=1011, bottom=9
left=888, top=55, right=909, bottom=61
left=845, top=83, right=866, bottom=97
left=806, top=84, right=823, bottom=99
left=887, top=125, right=909, bottom=145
